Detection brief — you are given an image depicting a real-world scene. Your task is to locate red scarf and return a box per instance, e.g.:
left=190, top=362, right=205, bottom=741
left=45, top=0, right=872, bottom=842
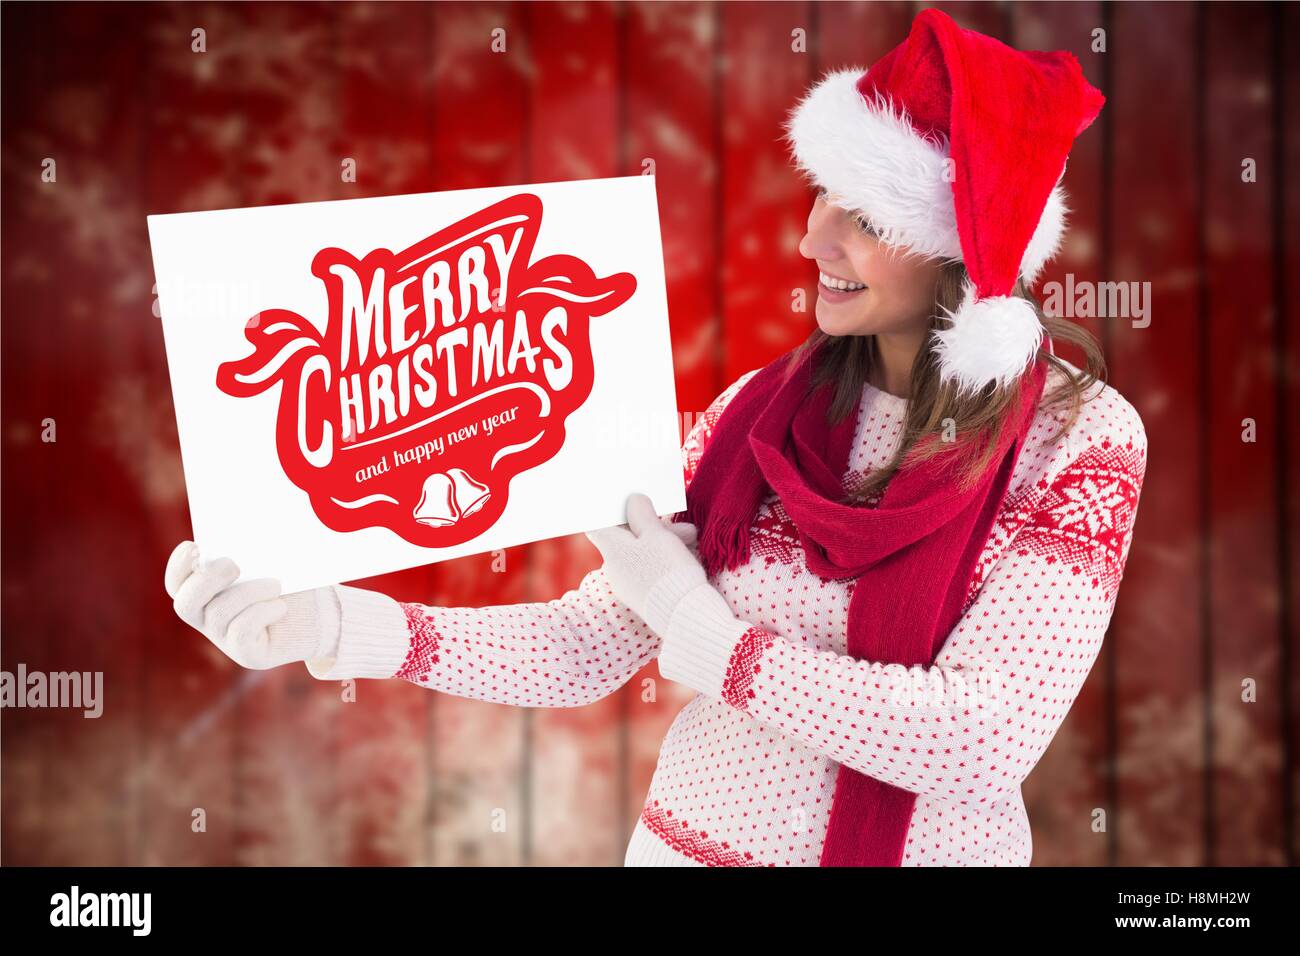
left=679, top=341, right=1047, bottom=866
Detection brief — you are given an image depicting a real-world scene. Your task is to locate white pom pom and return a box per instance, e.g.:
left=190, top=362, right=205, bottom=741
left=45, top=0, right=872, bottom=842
left=931, top=283, right=1043, bottom=394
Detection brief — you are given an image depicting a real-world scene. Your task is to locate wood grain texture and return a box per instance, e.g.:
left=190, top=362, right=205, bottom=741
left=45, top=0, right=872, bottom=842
left=1201, top=0, right=1284, bottom=867
left=1106, top=0, right=1204, bottom=866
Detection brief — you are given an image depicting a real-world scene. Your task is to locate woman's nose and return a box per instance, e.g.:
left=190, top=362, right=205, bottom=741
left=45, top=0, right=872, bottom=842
left=799, top=202, right=845, bottom=262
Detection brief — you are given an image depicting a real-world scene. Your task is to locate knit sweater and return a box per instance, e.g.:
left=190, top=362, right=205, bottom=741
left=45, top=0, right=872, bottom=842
left=304, top=362, right=1147, bottom=866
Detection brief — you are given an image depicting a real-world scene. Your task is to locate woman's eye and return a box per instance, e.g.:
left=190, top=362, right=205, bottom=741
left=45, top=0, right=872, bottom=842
left=815, top=188, right=877, bottom=237
left=854, top=215, right=878, bottom=237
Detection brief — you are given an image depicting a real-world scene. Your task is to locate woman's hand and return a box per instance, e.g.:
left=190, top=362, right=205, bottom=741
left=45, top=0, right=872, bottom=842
left=164, top=541, right=339, bottom=670
left=585, top=493, right=723, bottom=637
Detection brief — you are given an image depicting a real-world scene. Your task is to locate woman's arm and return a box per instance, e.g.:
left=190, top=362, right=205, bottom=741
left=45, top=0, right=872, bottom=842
left=303, top=565, right=657, bottom=707
left=656, top=424, right=1147, bottom=802
left=302, top=368, right=763, bottom=707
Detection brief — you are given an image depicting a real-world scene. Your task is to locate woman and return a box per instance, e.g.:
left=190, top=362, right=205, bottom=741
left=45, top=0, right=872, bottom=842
left=165, top=10, right=1146, bottom=866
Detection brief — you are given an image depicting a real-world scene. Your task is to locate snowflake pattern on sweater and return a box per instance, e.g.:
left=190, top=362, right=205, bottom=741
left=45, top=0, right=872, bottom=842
left=321, top=363, right=1146, bottom=866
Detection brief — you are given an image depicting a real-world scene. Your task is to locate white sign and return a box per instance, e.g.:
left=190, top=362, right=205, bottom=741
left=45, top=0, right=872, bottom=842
left=148, top=176, right=683, bottom=593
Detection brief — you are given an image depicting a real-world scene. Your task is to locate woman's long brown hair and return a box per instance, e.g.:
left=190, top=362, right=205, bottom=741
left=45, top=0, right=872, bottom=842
left=786, top=259, right=1106, bottom=502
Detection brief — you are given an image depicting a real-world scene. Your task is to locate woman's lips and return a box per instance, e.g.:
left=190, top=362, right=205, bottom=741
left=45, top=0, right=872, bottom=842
left=818, top=279, right=868, bottom=304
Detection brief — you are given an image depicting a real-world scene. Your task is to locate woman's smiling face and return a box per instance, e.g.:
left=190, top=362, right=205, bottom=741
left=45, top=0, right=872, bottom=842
left=798, top=189, right=945, bottom=338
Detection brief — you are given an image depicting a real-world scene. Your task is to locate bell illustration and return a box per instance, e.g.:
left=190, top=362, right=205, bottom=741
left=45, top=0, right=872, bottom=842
left=412, top=467, right=491, bottom=528
left=412, top=473, right=458, bottom=528
left=447, top=467, right=491, bottom=518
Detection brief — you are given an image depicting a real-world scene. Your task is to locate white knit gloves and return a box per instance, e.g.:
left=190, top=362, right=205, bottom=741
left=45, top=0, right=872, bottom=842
left=585, top=493, right=740, bottom=647
left=168, top=491, right=744, bottom=686
left=164, top=541, right=341, bottom=670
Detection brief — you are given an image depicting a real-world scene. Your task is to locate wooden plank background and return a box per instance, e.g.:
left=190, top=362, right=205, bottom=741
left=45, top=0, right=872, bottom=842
left=2, top=0, right=1296, bottom=866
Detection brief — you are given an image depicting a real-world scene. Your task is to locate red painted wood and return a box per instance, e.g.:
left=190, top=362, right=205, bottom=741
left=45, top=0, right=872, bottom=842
left=1106, top=0, right=1205, bottom=866
left=626, top=0, right=724, bottom=411
left=3, top=2, right=160, bottom=866
left=1, top=0, right=73, bottom=866
left=926, top=1, right=1009, bottom=41
left=1202, top=0, right=1284, bottom=867
left=2, top=17, right=57, bottom=857
left=816, top=1, right=912, bottom=74
left=138, top=0, right=251, bottom=866
left=1280, top=0, right=1300, bottom=869
left=718, top=1, right=816, bottom=382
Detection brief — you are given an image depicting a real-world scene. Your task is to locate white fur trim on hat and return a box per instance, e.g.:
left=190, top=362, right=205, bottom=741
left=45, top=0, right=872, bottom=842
left=931, top=283, right=1044, bottom=394
left=1020, top=178, right=1070, bottom=287
left=783, top=67, right=1068, bottom=286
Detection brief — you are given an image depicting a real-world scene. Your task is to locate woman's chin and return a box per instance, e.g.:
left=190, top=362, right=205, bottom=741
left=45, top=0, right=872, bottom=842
left=814, top=301, right=868, bottom=336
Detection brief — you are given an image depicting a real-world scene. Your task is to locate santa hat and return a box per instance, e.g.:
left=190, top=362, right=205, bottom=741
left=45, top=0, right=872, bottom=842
left=783, top=9, right=1105, bottom=393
